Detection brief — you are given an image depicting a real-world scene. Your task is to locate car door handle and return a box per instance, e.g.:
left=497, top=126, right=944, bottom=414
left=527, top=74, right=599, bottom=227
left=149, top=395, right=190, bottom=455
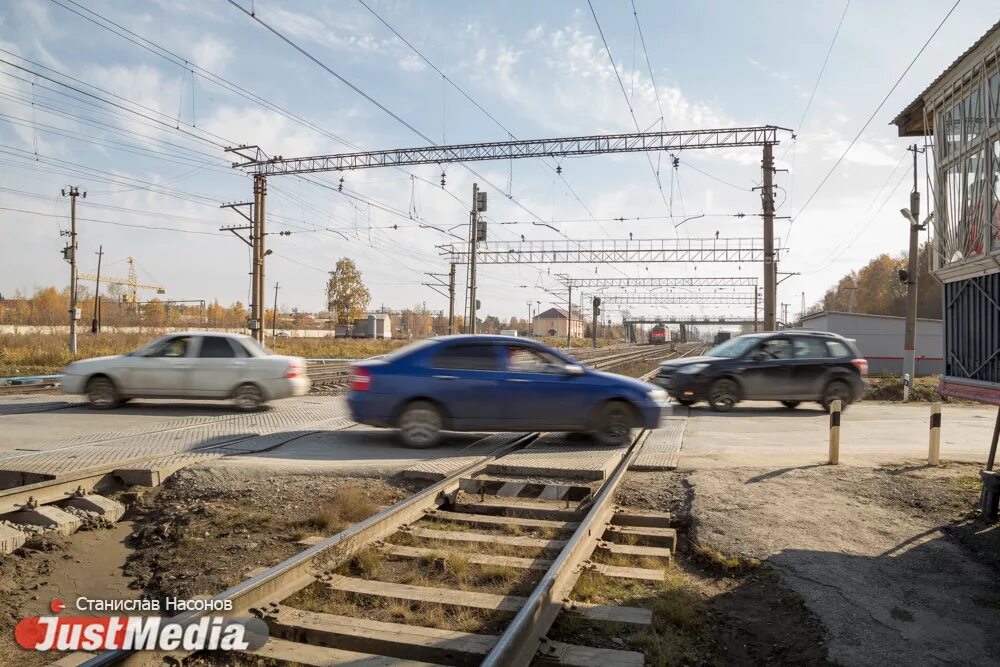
left=433, top=375, right=458, bottom=380
left=506, top=378, right=533, bottom=383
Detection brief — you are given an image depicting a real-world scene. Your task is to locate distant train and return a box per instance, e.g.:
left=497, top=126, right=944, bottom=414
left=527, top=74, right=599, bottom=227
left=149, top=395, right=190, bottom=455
left=714, top=331, right=732, bottom=345
left=648, top=325, right=671, bottom=345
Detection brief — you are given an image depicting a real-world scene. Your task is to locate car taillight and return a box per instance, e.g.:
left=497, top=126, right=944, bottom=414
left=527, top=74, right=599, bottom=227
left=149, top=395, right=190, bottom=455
left=852, top=358, right=868, bottom=375
left=350, top=367, right=372, bottom=391
left=284, top=361, right=304, bottom=379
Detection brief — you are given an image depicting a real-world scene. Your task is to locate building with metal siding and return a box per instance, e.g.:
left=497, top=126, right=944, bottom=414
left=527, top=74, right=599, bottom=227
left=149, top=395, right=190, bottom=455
left=892, top=20, right=1000, bottom=405
left=798, top=312, right=943, bottom=376
left=893, top=22, right=1000, bottom=518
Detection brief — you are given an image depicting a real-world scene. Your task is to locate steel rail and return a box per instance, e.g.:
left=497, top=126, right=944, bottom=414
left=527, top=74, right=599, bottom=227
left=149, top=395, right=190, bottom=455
left=481, top=429, right=651, bottom=667
left=81, top=431, right=538, bottom=667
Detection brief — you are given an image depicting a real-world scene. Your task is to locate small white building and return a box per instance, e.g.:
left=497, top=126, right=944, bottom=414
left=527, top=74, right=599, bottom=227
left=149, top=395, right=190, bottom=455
left=352, top=313, right=392, bottom=339
left=799, top=311, right=943, bottom=376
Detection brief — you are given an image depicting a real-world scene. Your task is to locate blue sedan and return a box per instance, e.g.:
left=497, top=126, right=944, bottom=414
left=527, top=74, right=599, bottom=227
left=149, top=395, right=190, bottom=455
left=347, top=335, right=668, bottom=448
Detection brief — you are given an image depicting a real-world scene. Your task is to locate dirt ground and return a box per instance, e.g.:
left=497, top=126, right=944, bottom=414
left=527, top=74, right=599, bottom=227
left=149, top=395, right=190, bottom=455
left=0, top=467, right=420, bottom=666
left=617, top=462, right=1000, bottom=666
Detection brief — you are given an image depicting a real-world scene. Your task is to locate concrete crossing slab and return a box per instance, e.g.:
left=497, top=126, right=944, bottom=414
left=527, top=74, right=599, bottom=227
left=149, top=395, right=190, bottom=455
left=632, top=420, right=687, bottom=471
left=486, top=433, right=627, bottom=480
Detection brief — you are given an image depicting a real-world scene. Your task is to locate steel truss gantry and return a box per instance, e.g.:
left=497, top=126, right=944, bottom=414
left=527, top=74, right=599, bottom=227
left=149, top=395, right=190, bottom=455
left=588, top=293, right=757, bottom=305
left=439, top=238, right=780, bottom=265
left=231, top=126, right=786, bottom=175
left=554, top=276, right=758, bottom=289
left=230, top=123, right=789, bottom=332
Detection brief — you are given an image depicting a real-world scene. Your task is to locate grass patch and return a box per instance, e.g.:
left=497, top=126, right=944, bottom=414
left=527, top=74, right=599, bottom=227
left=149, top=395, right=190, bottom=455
left=956, top=475, right=983, bottom=492
left=288, top=484, right=378, bottom=536
left=339, top=548, right=536, bottom=596
left=284, top=581, right=510, bottom=633
left=692, top=545, right=761, bottom=574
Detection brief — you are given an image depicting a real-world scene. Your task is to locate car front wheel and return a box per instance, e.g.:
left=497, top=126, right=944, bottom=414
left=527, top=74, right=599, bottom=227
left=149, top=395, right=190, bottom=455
left=591, top=400, right=635, bottom=446
left=233, top=383, right=264, bottom=411
left=708, top=379, right=740, bottom=412
left=781, top=400, right=801, bottom=409
left=821, top=381, right=852, bottom=413
left=86, top=376, right=120, bottom=409
left=398, top=401, right=443, bottom=448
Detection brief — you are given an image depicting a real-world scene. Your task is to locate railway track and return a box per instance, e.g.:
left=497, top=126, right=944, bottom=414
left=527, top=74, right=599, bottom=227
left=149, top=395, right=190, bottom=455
left=82, top=429, right=673, bottom=667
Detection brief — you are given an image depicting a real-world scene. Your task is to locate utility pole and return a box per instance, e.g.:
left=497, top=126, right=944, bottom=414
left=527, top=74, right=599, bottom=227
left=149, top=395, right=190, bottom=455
left=61, top=186, right=84, bottom=354
left=272, top=282, right=280, bottom=343
left=448, top=263, right=456, bottom=334
left=469, top=183, right=480, bottom=334
left=526, top=300, right=532, bottom=336
left=91, top=245, right=103, bottom=334
left=592, top=297, right=601, bottom=348
left=761, top=143, right=777, bottom=331
left=903, top=144, right=925, bottom=402
left=252, top=173, right=267, bottom=344
left=754, top=288, right=759, bottom=332
left=567, top=282, right=573, bottom=348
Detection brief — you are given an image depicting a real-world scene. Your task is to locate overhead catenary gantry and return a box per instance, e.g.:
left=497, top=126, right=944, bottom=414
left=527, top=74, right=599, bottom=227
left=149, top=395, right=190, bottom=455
left=438, top=238, right=781, bottom=265
left=230, top=124, right=790, bottom=335
left=553, top=276, right=758, bottom=289
left=589, top=293, right=756, bottom=305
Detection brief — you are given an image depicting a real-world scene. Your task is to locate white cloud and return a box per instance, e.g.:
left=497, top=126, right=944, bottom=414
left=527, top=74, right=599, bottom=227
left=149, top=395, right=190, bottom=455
left=398, top=53, right=425, bottom=72
left=191, top=35, right=233, bottom=74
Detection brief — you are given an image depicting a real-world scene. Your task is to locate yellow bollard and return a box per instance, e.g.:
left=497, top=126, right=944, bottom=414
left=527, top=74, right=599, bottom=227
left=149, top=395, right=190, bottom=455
left=928, top=402, right=942, bottom=466
left=828, top=399, right=841, bottom=465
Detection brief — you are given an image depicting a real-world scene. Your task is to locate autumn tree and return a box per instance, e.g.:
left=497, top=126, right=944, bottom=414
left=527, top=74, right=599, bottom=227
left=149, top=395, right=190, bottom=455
left=817, top=242, right=942, bottom=318
left=327, top=258, right=371, bottom=325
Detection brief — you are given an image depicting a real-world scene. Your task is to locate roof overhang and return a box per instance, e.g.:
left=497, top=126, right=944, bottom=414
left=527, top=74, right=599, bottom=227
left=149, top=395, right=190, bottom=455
left=890, top=20, right=1000, bottom=138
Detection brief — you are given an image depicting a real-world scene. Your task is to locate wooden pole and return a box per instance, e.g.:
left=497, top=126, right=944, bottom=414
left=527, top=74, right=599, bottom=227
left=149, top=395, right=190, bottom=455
left=928, top=402, right=941, bottom=466
left=828, top=399, right=841, bottom=465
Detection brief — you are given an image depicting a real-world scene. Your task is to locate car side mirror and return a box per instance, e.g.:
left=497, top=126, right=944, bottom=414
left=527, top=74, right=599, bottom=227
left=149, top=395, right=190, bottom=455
left=563, top=364, right=585, bottom=376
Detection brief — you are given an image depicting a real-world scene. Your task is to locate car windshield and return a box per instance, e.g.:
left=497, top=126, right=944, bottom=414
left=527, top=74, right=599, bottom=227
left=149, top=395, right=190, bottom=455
left=707, top=336, right=761, bottom=359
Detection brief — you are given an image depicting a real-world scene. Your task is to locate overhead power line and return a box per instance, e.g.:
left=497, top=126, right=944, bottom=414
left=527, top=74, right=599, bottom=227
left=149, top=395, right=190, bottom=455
left=787, top=0, right=960, bottom=243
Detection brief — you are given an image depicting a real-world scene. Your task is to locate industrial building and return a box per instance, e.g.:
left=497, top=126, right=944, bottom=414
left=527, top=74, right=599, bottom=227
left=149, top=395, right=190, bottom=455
left=799, top=311, right=943, bottom=376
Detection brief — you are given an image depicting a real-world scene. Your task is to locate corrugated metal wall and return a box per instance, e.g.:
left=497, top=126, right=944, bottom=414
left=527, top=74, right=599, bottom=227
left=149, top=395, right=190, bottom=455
left=945, top=273, right=1000, bottom=383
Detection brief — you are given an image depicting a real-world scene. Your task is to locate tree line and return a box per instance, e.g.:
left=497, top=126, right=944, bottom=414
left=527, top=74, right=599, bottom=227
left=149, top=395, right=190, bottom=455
left=813, top=241, right=942, bottom=319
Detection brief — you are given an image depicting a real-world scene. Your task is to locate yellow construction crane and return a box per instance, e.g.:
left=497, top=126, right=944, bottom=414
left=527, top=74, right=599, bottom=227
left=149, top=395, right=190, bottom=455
left=79, top=256, right=165, bottom=308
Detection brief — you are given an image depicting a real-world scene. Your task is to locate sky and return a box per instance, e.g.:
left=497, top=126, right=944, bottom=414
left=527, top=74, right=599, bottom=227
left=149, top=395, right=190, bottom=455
left=0, top=0, right=993, bottom=324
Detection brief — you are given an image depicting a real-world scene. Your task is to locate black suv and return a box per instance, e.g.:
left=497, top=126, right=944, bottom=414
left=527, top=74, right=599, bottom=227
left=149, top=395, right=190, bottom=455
left=654, top=331, right=868, bottom=412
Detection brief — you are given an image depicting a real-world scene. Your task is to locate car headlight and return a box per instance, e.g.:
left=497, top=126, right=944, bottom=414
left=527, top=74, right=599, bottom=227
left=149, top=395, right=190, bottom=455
left=677, top=363, right=709, bottom=375
left=648, top=388, right=669, bottom=404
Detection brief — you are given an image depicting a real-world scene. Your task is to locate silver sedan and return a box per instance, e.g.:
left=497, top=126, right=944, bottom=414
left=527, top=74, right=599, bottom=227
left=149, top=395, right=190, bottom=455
left=61, top=332, right=311, bottom=410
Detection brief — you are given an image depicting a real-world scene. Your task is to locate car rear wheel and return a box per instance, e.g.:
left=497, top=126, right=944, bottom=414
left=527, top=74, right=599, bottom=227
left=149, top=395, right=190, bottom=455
left=233, top=383, right=264, bottom=411
left=781, top=400, right=801, bottom=409
left=86, top=376, right=120, bottom=409
left=708, top=379, right=740, bottom=412
left=821, top=381, right=852, bottom=413
left=398, top=401, right=443, bottom=449
left=591, top=400, right=635, bottom=446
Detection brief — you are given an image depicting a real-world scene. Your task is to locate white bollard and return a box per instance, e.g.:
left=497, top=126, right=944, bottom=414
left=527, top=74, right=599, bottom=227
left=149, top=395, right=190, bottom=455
left=928, top=402, right=942, bottom=466
left=828, top=399, right=842, bottom=465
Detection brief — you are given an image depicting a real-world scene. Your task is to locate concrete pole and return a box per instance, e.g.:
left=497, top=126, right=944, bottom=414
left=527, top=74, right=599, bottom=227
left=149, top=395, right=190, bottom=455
left=762, top=143, right=776, bottom=331
left=91, top=245, right=103, bottom=334
left=272, top=282, right=280, bottom=343
left=62, top=186, right=82, bottom=355
left=448, top=263, right=456, bottom=335
left=250, top=174, right=262, bottom=342
left=257, top=175, right=267, bottom=345
left=566, top=283, right=572, bottom=348
left=469, top=183, right=479, bottom=334
left=904, top=145, right=922, bottom=402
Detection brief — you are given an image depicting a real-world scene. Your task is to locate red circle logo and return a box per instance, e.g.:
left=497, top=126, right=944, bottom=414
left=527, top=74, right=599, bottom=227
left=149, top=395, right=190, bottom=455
left=49, top=599, right=65, bottom=613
